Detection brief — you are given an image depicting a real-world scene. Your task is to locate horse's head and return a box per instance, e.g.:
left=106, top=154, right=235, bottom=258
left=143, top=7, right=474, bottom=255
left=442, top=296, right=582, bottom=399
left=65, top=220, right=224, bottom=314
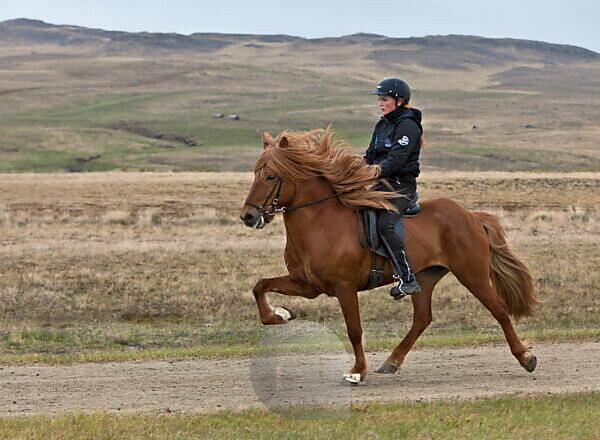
left=240, top=132, right=296, bottom=229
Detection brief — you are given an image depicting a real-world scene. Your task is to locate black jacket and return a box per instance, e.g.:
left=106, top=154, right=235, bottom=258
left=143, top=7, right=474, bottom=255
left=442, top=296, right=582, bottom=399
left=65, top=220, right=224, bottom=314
left=364, top=106, right=422, bottom=184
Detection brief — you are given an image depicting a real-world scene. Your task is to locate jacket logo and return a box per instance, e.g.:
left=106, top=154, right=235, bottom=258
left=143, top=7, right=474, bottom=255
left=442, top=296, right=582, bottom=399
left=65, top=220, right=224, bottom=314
left=398, top=136, right=410, bottom=146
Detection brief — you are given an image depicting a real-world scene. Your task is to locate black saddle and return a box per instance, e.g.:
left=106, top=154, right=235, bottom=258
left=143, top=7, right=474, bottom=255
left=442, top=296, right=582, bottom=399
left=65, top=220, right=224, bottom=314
left=358, top=193, right=420, bottom=289
left=359, top=192, right=420, bottom=257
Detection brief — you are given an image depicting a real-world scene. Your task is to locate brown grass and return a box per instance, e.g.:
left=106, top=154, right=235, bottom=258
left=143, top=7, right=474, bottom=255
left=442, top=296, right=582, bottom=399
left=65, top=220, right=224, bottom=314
left=0, top=172, right=599, bottom=331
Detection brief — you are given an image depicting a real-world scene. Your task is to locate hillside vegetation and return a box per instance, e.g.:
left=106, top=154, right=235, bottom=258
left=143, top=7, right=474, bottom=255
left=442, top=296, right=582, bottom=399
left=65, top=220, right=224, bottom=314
left=1, top=18, right=600, bottom=172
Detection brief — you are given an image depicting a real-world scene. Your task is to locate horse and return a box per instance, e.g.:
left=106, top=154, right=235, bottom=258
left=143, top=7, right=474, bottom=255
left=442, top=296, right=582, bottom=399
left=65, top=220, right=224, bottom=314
left=240, top=127, right=540, bottom=384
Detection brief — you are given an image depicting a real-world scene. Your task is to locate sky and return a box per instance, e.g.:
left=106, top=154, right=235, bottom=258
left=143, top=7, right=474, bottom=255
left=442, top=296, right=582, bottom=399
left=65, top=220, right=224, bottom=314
left=2, top=0, right=599, bottom=53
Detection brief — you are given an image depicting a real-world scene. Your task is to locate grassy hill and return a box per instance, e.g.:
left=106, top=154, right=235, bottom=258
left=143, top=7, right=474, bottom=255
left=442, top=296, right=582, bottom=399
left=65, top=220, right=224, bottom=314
left=1, top=18, right=600, bottom=172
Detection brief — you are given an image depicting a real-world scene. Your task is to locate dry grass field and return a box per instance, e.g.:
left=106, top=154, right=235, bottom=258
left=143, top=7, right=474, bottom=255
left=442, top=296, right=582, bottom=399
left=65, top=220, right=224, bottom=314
left=0, top=171, right=598, bottom=361
left=1, top=19, right=599, bottom=361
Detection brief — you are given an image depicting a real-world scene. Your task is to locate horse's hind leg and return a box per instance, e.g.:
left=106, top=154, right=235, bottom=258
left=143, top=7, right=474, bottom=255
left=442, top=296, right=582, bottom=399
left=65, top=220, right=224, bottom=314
left=252, top=275, right=319, bottom=325
left=451, top=259, right=536, bottom=372
left=377, top=266, right=448, bottom=374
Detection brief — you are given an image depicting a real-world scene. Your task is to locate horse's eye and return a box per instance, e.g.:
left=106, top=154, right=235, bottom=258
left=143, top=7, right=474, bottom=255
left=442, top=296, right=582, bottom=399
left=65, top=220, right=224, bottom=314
left=266, top=175, right=276, bottom=181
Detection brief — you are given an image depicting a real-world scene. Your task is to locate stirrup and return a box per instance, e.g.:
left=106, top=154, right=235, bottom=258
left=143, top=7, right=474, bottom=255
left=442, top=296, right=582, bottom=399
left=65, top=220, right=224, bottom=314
left=390, top=276, right=421, bottom=300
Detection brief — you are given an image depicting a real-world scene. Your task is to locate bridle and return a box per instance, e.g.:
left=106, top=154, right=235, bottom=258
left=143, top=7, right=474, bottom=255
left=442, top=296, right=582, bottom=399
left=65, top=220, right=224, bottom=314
left=244, top=176, right=344, bottom=217
left=244, top=176, right=286, bottom=217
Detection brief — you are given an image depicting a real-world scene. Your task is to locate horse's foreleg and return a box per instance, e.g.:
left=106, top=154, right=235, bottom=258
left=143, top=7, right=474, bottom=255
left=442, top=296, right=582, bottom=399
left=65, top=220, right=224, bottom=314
left=336, top=284, right=367, bottom=384
left=376, top=268, right=445, bottom=374
left=252, top=276, right=318, bottom=325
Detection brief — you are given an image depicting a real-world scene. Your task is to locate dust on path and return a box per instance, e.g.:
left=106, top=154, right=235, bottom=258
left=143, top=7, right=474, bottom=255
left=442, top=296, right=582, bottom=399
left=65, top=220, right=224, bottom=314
left=1, top=341, right=599, bottom=416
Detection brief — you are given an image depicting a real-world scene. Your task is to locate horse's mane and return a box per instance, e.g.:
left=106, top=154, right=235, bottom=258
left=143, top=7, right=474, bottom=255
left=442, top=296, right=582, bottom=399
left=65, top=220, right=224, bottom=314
left=256, top=127, right=397, bottom=211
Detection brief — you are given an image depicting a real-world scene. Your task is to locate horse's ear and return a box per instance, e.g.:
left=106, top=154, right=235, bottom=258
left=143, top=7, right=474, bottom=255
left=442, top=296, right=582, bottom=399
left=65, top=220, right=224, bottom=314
left=262, top=132, right=273, bottom=149
left=279, top=136, right=288, bottom=149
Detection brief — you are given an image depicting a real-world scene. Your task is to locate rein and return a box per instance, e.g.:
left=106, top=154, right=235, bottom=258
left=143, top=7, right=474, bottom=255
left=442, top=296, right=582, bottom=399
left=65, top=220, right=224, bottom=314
left=244, top=177, right=355, bottom=217
left=278, top=192, right=341, bottom=214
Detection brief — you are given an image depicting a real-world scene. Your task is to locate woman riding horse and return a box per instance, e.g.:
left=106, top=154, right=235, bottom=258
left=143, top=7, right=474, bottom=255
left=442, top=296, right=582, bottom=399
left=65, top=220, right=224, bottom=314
left=240, top=121, right=539, bottom=386
left=365, top=77, right=423, bottom=298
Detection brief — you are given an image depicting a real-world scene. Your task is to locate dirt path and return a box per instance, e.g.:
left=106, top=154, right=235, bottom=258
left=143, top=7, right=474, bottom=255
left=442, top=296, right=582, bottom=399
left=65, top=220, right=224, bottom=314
left=1, top=341, right=599, bottom=416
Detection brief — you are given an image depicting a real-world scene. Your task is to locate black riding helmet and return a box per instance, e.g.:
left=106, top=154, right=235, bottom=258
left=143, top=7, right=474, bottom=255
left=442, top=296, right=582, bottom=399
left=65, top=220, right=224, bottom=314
left=371, top=77, right=411, bottom=104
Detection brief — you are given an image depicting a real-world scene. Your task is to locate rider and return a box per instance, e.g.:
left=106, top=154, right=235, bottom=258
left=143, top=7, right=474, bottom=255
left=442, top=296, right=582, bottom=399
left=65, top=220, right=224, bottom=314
left=364, top=77, right=423, bottom=298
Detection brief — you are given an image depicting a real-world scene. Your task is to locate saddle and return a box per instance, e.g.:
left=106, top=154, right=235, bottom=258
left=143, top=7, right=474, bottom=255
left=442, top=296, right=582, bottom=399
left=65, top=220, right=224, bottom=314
left=358, top=192, right=421, bottom=289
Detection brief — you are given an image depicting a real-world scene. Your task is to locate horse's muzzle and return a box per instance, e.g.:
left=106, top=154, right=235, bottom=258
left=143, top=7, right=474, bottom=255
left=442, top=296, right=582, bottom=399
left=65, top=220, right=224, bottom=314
left=241, top=212, right=265, bottom=229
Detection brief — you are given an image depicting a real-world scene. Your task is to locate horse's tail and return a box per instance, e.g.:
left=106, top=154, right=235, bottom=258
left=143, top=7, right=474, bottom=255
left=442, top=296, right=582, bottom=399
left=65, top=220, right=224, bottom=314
left=474, top=212, right=541, bottom=318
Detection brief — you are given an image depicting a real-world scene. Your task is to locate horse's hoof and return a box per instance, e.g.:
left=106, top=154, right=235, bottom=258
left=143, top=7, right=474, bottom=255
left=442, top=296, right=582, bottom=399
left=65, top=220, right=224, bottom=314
left=273, top=306, right=296, bottom=322
left=523, top=354, right=537, bottom=373
left=375, top=363, right=398, bottom=374
left=342, top=372, right=361, bottom=385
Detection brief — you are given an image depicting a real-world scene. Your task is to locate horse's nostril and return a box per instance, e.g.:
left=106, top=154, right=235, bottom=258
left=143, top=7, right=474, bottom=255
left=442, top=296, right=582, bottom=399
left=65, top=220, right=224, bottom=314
left=242, top=213, right=255, bottom=225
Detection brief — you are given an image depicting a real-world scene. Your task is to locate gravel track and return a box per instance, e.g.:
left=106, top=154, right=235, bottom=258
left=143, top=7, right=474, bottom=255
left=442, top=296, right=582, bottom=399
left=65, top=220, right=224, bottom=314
left=1, top=341, right=599, bottom=416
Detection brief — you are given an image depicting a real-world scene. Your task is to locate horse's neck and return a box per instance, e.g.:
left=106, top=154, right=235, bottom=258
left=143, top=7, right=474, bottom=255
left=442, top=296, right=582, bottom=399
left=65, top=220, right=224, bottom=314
left=286, top=176, right=336, bottom=217
left=283, top=177, right=354, bottom=247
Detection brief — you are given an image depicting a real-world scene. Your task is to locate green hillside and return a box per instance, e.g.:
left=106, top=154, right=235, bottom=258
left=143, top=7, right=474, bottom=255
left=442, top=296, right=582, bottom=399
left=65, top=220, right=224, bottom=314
left=1, top=19, right=600, bottom=172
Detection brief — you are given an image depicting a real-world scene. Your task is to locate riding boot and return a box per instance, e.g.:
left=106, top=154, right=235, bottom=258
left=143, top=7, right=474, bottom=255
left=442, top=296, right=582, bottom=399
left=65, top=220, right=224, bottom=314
left=390, top=264, right=421, bottom=299
left=378, top=210, right=421, bottom=300
left=384, top=244, right=421, bottom=299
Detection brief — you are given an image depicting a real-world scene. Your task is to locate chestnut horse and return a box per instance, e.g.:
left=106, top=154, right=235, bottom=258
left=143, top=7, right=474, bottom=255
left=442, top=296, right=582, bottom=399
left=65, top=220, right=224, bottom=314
left=240, top=128, right=540, bottom=384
